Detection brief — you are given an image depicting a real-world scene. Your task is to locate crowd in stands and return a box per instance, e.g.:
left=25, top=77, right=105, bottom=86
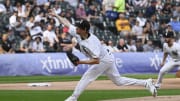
left=0, top=0, right=179, bottom=54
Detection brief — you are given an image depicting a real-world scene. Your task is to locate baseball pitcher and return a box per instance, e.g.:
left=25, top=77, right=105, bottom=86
left=50, top=11, right=157, bottom=101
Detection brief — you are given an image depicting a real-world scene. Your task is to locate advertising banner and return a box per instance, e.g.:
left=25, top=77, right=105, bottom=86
left=0, top=52, right=177, bottom=76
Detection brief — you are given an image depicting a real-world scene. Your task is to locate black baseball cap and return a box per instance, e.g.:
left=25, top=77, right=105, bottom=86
left=76, top=19, right=90, bottom=32
left=163, top=31, right=175, bottom=38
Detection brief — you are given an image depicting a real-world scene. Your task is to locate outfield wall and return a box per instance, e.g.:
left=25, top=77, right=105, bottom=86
left=0, top=52, right=177, bottom=76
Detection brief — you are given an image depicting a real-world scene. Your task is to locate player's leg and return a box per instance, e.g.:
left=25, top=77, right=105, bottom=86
left=104, top=62, right=157, bottom=97
left=175, top=62, right=180, bottom=77
left=155, top=61, right=175, bottom=88
left=104, top=62, right=146, bottom=86
left=65, top=62, right=108, bottom=101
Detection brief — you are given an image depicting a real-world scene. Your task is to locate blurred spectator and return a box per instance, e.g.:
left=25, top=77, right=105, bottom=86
left=0, top=2, right=7, bottom=13
left=162, top=3, right=172, bottom=16
left=132, top=0, right=148, bottom=9
left=87, top=5, right=99, bottom=22
left=9, top=11, right=22, bottom=30
left=25, top=16, right=35, bottom=31
left=47, top=17, right=56, bottom=26
left=106, top=40, right=119, bottom=52
left=156, top=0, right=163, bottom=14
left=43, top=24, right=59, bottom=52
left=116, top=38, right=129, bottom=52
left=31, top=36, right=45, bottom=53
left=58, top=0, right=71, bottom=10
left=0, top=44, right=6, bottom=54
left=64, top=0, right=78, bottom=8
left=41, top=2, right=50, bottom=14
left=100, top=38, right=107, bottom=47
left=172, top=4, right=180, bottom=17
left=165, top=24, right=177, bottom=40
left=0, top=0, right=179, bottom=53
left=57, top=27, right=74, bottom=52
left=115, top=13, right=131, bottom=38
left=102, top=0, right=115, bottom=14
left=23, top=2, right=32, bottom=18
left=0, top=34, right=14, bottom=53
left=66, top=10, right=75, bottom=25
left=18, top=30, right=29, bottom=40
left=145, top=0, right=156, bottom=18
left=136, top=11, right=147, bottom=27
left=55, top=27, right=61, bottom=37
left=131, top=20, right=143, bottom=40
left=150, top=14, right=159, bottom=34
left=157, top=10, right=171, bottom=24
left=19, top=35, right=32, bottom=53
left=59, top=10, right=66, bottom=18
left=158, top=22, right=167, bottom=36
left=142, top=21, right=153, bottom=44
left=168, top=16, right=180, bottom=32
left=102, top=0, right=117, bottom=20
left=76, top=3, right=87, bottom=20
left=143, top=40, right=154, bottom=52
left=29, top=22, right=43, bottom=39
left=34, top=11, right=45, bottom=23
left=153, top=45, right=162, bottom=53
left=3, top=0, right=13, bottom=13
left=36, top=0, right=48, bottom=6
left=53, top=3, right=62, bottom=15
left=135, top=39, right=144, bottom=52
left=9, top=10, right=26, bottom=40
left=148, top=14, right=160, bottom=45
left=127, top=39, right=137, bottom=52
left=113, top=0, right=125, bottom=13
left=14, top=2, right=25, bottom=18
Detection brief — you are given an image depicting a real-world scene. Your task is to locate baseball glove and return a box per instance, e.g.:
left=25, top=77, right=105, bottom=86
left=66, top=52, right=80, bottom=66
left=176, top=70, right=180, bottom=78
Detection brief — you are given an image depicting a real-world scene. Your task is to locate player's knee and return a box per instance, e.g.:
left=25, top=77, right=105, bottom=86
left=159, top=69, right=166, bottom=75
left=112, top=79, right=123, bottom=86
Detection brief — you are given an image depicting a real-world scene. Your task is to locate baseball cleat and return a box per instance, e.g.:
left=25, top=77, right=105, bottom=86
left=155, top=83, right=161, bottom=89
left=64, top=96, right=77, bottom=101
left=145, top=78, right=157, bottom=97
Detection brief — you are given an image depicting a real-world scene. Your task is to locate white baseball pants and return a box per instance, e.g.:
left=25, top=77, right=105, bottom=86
left=156, top=60, right=180, bottom=84
left=71, top=60, right=147, bottom=99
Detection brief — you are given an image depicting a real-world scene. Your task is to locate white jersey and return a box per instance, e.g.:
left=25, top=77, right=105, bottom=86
left=43, top=30, right=57, bottom=44
left=68, top=25, right=114, bottom=62
left=163, top=42, right=180, bottom=61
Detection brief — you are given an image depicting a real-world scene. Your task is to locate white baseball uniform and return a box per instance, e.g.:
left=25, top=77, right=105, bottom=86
left=156, top=42, right=180, bottom=85
left=67, top=25, right=149, bottom=99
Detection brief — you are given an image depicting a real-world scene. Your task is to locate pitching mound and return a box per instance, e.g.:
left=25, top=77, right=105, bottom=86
left=102, top=95, right=180, bottom=101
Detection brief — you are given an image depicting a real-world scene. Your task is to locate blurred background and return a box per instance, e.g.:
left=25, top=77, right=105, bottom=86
left=0, top=0, right=179, bottom=54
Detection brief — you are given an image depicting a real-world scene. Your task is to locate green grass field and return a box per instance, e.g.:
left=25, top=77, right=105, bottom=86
left=0, top=74, right=176, bottom=83
left=1, top=89, right=180, bottom=101
left=0, top=74, right=179, bottom=101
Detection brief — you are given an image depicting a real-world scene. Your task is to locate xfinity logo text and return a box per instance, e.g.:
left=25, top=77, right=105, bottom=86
left=40, top=56, right=74, bottom=73
left=149, top=54, right=170, bottom=70
left=115, top=58, right=123, bottom=68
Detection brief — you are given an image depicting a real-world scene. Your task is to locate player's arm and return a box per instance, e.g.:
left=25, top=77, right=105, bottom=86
left=78, top=58, right=100, bottom=65
left=50, top=11, right=71, bottom=28
left=56, top=16, right=71, bottom=28
left=161, top=52, right=168, bottom=67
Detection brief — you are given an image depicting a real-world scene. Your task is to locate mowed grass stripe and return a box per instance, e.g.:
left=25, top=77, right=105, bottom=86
left=0, top=74, right=175, bottom=83
left=0, top=89, right=180, bottom=101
